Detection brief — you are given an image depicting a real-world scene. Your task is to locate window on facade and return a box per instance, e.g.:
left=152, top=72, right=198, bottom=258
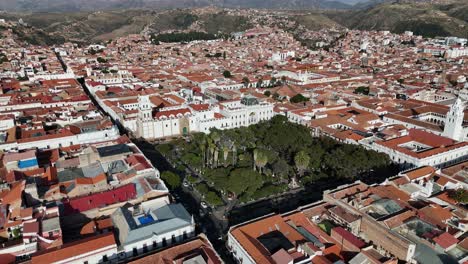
left=132, top=248, right=138, bottom=257
left=102, top=255, right=108, bottom=262
left=171, top=234, right=176, bottom=244
left=162, top=238, right=167, bottom=247
left=153, top=241, right=157, bottom=248
left=143, top=244, right=148, bottom=253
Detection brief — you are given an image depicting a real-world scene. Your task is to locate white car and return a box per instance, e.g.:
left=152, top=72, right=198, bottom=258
left=200, top=201, right=208, bottom=209
left=183, top=181, right=189, bottom=187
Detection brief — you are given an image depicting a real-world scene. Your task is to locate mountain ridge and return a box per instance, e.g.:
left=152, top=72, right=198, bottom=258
left=0, top=0, right=397, bottom=11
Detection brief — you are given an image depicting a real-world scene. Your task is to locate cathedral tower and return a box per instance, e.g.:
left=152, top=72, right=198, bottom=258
left=443, top=97, right=465, bottom=141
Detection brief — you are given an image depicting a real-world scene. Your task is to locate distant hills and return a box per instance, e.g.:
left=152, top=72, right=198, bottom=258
left=0, top=1, right=466, bottom=46
left=325, top=2, right=468, bottom=38
left=0, top=0, right=400, bottom=11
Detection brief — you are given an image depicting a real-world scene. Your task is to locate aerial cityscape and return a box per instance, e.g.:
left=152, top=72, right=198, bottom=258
left=0, top=0, right=467, bottom=263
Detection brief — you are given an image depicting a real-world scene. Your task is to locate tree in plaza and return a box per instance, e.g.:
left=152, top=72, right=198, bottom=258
left=256, top=78, right=263, bottom=88
left=207, top=139, right=216, bottom=168
left=205, top=191, right=223, bottom=207
left=227, top=168, right=263, bottom=196
left=199, top=141, right=206, bottom=168
left=206, top=131, right=221, bottom=168
left=264, top=90, right=271, bottom=97
left=213, top=146, right=219, bottom=168
left=270, top=77, right=277, bottom=87
left=97, top=57, right=107, bottom=63
left=273, top=92, right=280, bottom=100
left=210, top=130, right=221, bottom=143
left=242, top=76, right=250, bottom=87
left=222, top=145, right=230, bottom=167
left=281, top=76, right=287, bottom=84
left=294, top=150, right=310, bottom=177
left=223, top=70, right=232, bottom=78
left=232, top=143, right=238, bottom=166
left=272, top=159, right=290, bottom=179
left=449, top=189, right=468, bottom=204
left=253, top=148, right=259, bottom=171
left=253, top=149, right=268, bottom=174
left=290, top=94, right=309, bottom=104
left=161, top=171, right=181, bottom=189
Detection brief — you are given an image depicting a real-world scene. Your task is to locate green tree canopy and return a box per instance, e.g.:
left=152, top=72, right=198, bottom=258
left=227, top=168, right=263, bottom=196
left=354, top=86, right=369, bottom=95
left=290, top=94, right=309, bottom=104
left=223, top=70, right=232, bottom=78
left=97, top=57, right=107, bottom=63
left=161, top=171, right=181, bottom=189
left=294, top=151, right=310, bottom=176
left=205, top=191, right=224, bottom=207
left=449, top=189, right=468, bottom=204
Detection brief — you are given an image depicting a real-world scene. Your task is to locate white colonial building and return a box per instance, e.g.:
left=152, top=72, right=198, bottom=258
left=111, top=198, right=195, bottom=259
left=360, top=129, right=468, bottom=169
left=135, top=95, right=275, bottom=139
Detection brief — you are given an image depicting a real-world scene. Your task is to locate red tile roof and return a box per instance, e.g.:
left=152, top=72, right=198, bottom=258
left=404, top=166, right=435, bottom=181
left=331, top=227, right=366, bottom=249
left=62, top=183, right=136, bottom=215
left=376, top=129, right=468, bottom=159
left=154, top=108, right=191, bottom=119
left=130, top=235, right=222, bottom=264
left=433, top=232, right=458, bottom=249
left=31, top=233, right=116, bottom=264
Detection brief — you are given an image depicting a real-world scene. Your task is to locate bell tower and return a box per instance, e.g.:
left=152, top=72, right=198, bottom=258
left=443, top=97, right=465, bottom=141
left=138, top=95, right=152, bottom=121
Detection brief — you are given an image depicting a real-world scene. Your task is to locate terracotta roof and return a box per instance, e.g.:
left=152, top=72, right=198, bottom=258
left=130, top=235, right=222, bottom=264
left=331, top=227, right=366, bottom=249
left=230, top=214, right=305, bottom=263
left=80, top=217, right=113, bottom=236
left=404, top=166, right=436, bottom=181
left=75, top=173, right=107, bottom=185
left=32, top=233, right=116, bottom=264
left=434, top=191, right=458, bottom=205
left=370, top=185, right=411, bottom=204
left=189, top=103, right=210, bottom=111
left=418, top=204, right=453, bottom=228
left=154, top=108, right=191, bottom=119
left=375, top=129, right=468, bottom=159
left=433, top=232, right=458, bottom=249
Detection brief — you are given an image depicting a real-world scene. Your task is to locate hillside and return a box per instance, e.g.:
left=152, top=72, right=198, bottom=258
left=0, top=10, right=155, bottom=43
left=325, top=2, right=468, bottom=38
left=1, top=1, right=466, bottom=46
left=0, top=0, right=356, bottom=11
